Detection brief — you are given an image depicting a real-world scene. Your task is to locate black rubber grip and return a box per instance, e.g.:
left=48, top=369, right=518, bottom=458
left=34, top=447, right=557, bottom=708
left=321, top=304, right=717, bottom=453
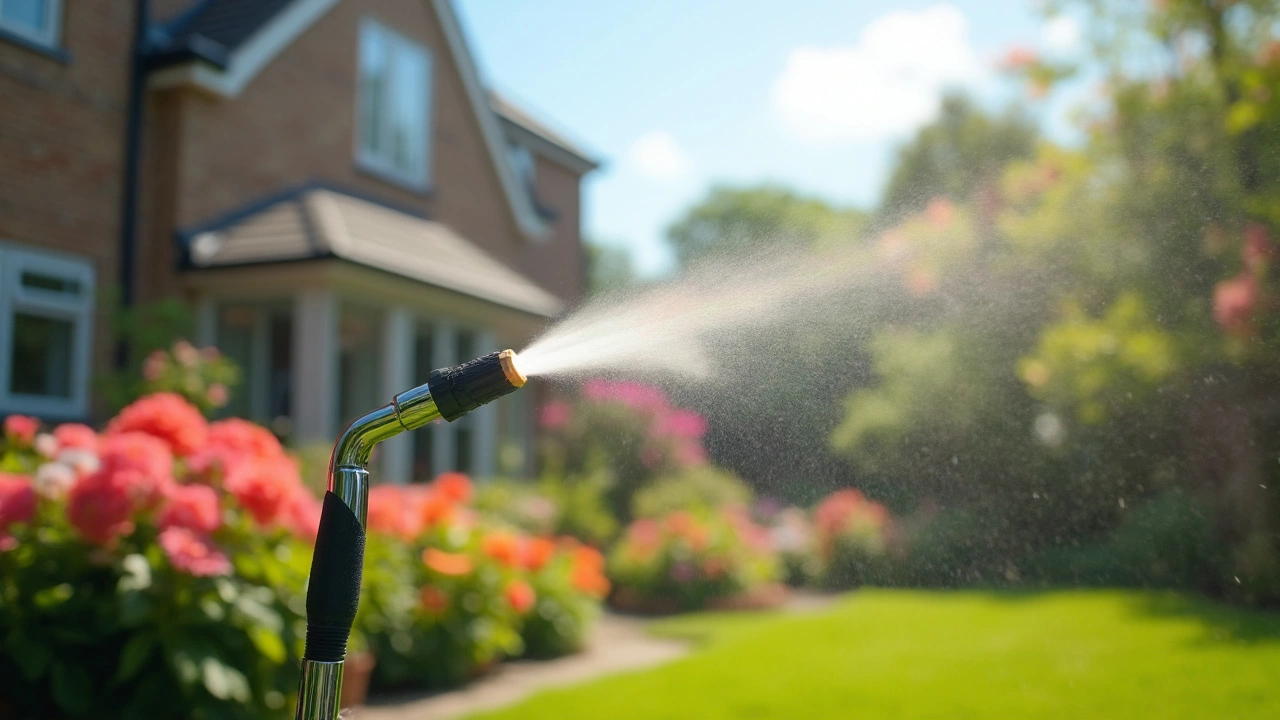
left=429, top=350, right=520, bottom=422
left=304, top=491, right=365, bottom=662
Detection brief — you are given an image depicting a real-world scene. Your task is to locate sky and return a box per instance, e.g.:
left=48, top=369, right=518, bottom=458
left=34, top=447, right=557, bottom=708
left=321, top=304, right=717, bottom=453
left=454, top=1, right=1089, bottom=276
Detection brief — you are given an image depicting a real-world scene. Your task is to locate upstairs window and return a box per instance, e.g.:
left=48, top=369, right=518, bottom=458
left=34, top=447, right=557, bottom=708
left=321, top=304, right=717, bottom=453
left=507, top=142, right=536, bottom=189
left=357, top=19, right=432, bottom=190
left=0, top=242, right=94, bottom=419
left=0, top=0, right=61, bottom=48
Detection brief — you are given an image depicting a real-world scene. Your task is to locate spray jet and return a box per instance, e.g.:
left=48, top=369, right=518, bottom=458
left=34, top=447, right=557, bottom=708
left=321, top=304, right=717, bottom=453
left=294, top=350, right=527, bottom=720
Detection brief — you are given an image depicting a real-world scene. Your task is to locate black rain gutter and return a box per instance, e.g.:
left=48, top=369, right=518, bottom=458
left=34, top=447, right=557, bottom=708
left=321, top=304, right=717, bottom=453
left=115, top=0, right=150, bottom=369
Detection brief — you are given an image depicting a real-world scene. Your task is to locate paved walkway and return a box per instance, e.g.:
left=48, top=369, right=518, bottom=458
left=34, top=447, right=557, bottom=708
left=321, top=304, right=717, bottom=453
left=351, top=593, right=837, bottom=720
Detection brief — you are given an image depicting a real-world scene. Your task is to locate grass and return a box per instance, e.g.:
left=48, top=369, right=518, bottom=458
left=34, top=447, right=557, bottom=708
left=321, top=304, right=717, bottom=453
left=469, top=590, right=1280, bottom=720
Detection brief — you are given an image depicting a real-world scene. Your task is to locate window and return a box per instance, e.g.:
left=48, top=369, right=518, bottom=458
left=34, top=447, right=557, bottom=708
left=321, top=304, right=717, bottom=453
left=508, top=142, right=536, bottom=189
left=357, top=19, right=432, bottom=189
left=0, top=0, right=60, bottom=48
left=214, top=303, right=292, bottom=435
left=0, top=242, right=93, bottom=418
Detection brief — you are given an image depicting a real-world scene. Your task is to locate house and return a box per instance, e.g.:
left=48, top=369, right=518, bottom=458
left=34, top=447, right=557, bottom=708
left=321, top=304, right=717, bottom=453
left=0, top=0, right=598, bottom=481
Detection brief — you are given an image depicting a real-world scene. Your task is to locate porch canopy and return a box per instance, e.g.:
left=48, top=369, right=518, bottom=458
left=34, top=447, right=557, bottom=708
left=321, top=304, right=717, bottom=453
left=180, top=184, right=562, bottom=318
left=176, top=185, right=558, bottom=481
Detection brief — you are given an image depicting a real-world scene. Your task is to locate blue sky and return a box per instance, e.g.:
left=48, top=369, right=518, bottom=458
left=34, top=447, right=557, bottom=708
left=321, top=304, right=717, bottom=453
left=455, top=1, right=1087, bottom=275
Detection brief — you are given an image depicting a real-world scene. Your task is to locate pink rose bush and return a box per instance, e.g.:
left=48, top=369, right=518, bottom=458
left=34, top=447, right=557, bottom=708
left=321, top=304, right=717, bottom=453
left=0, top=397, right=318, bottom=719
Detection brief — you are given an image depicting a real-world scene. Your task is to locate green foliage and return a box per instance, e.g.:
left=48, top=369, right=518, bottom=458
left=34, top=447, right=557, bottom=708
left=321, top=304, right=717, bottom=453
left=665, top=185, right=864, bottom=267
left=878, top=93, right=1037, bottom=224
left=631, top=467, right=752, bottom=519
left=608, top=509, right=778, bottom=612
left=585, top=240, right=639, bottom=297
left=473, top=474, right=619, bottom=546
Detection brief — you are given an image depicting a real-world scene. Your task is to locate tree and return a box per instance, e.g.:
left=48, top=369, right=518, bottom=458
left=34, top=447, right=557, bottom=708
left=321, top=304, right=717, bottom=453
left=584, top=240, right=638, bottom=297
left=877, top=93, right=1037, bottom=225
left=665, top=185, right=865, bottom=268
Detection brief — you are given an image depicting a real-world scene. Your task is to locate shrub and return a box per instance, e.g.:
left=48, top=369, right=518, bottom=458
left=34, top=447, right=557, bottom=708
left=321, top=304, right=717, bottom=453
left=361, top=476, right=609, bottom=691
left=0, top=402, right=318, bottom=720
left=538, top=381, right=710, bottom=520
left=473, top=473, right=618, bottom=546
left=608, top=507, right=778, bottom=612
left=813, top=489, right=891, bottom=589
left=631, top=466, right=752, bottom=519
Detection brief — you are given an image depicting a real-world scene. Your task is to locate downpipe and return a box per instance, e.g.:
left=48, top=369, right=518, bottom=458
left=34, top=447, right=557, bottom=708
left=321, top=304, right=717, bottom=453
left=294, top=350, right=527, bottom=720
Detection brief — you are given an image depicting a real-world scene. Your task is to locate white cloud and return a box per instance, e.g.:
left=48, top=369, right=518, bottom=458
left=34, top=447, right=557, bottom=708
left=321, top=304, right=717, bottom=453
left=1042, top=14, right=1081, bottom=54
left=771, top=4, right=984, bottom=143
left=624, top=131, right=692, bottom=180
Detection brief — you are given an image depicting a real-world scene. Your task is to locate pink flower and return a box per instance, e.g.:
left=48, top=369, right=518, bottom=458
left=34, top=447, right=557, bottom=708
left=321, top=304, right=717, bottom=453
left=1001, top=45, right=1038, bottom=70
left=99, top=432, right=173, bottom=509
left=926, top=197, right=957, bottom=229
left=674, top=442, right=707, bottom=467
left=1214, top=272, right=1259, bottom=337
left=106, top=393, right=208, bottom=457
left=281, top=490, right=322, bottom=544
left=158, top=484, right=222, bottom=533
left=158, top=527, right=231, bottom=576
left=207, top=384, right=229, bottom=408
left=1243, top=222, right=1275, bottom=272
left=538, top=400, right=573, bottom=430
left=188, top=418, right=286, bottom=479
left=224, top=457, right=301, bottom=526
left=0, top=474, right=37, bottom=538
left=3, top=415, right=38, bottom=446
left=173, top=340, right=200, bottom=368
left=652, top=409, right=708, bottom=439
left=142, top=350, right=167, bottom=381
left=582, top=380, right=670, bottom=412
left=66, top=470, right=136, bottom=544
left=53, top=423, right=99, bottom=452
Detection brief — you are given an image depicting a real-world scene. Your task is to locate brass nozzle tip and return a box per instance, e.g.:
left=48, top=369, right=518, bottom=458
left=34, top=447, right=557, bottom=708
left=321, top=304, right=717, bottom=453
left=499, top=349, right=527, bottom=388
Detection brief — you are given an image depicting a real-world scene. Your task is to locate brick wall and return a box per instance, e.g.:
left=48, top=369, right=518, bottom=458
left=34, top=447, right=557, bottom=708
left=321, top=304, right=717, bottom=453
left=0, top=1, right=134, bottom=416
left=139, top=0, right=578, bottom=304
left=524, top=154, right=586, bottom=305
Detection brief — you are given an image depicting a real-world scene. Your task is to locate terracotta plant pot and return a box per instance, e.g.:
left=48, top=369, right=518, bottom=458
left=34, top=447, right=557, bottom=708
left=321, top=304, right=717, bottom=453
left=340, top=651, right=377, bottom=708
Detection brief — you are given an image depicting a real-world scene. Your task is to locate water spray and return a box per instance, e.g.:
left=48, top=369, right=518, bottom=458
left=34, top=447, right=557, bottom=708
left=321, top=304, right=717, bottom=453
left=294, top=349, right=526, bottom=720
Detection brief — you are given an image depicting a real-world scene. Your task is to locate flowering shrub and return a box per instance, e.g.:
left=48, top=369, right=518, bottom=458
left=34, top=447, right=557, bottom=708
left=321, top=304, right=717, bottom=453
left=473, top=474, right=619, bottom=546
left=0, top=399, right=318, bottom=719
left=539, top=381, right=710, bottom=519
left=608, top=507, right=779, bottom=612
left=814, top=489, right=891, bottom=589
left=360, top=476, right=609, bottom=690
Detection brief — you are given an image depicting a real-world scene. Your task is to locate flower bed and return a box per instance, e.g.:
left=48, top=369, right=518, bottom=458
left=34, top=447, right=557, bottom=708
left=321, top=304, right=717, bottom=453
left=607, top=507, right=783, bottom=613
left=0, top=400, right=609, bottom=718
left=813, top=489, right=891, bottom=589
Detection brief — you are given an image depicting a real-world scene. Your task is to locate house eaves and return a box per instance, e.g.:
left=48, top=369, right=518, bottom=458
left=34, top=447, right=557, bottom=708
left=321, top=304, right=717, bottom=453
left=146, top=0, right=552, bottom=243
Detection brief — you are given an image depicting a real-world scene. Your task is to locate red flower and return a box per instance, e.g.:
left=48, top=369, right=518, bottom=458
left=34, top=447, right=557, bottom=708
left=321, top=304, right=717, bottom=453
left=66, top=470, right=136, bottom=544
left=158, top=527, right=231, bottom=576
left=538, top=400, right=573, bottom=430
left=420, top=585, right=449, bottom=615
left=1214, top=272, right=1259, bottom=337
left=571, top=564, right=611, bottom=597
left=423, top=548, right=473, bottom=576
left=520, top=537, right=557, bottom=572
left=224, top=457, right=301, bottom=526
left=504, top=580, right=536, bottom=614
left=3, top=415, right=38, bottom=446
left=281, top=490, right=322, bottom=544
left=420, top=491, right=455, bottom=529
left=481, top=532, right=521, bottom=567
left=187, top=418, right=285, bottom=479
left=1243, top=222, right=1275, bottom=272
left=53, top=423, right=98, bottom=453
left=433, top=472, right=472, bottom=503
left=98, top=431, right=174, bottom=507
left=0, top=474, right=37, bottom=542
left=106, top=393, right=208, bottom=457
left=158, top=484, right=221, bottom=534
left=369, top=485, right=416, bottom=538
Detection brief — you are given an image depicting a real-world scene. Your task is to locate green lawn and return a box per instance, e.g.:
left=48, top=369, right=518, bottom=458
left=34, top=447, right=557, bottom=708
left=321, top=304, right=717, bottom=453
left=469, top=590, right=1280, bottom=720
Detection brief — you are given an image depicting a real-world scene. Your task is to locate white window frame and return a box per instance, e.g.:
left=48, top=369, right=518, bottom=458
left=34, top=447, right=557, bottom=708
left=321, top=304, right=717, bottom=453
left=0, top=242, right=94, bottom=419
left=0, top=0, right=61, bottom=49
left=355, top=18, right=433, bottom=190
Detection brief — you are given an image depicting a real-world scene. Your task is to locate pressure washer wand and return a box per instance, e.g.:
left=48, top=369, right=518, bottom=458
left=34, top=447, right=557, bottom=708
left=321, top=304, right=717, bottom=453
left=294, top=350, right=527, bottom=720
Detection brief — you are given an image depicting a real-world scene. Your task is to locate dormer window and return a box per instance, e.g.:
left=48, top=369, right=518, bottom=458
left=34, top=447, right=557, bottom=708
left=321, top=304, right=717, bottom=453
left=507, top=142, right=535, bottom=189
left=357, top=19, right=432, bottom=190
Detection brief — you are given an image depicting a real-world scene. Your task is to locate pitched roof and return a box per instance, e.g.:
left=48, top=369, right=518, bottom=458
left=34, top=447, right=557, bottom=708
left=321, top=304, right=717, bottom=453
left=164, top=0, right=295, bottom=51
left=180, top=185, right=563, bottom=317
left=490, top=92, right=600, bottom=173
